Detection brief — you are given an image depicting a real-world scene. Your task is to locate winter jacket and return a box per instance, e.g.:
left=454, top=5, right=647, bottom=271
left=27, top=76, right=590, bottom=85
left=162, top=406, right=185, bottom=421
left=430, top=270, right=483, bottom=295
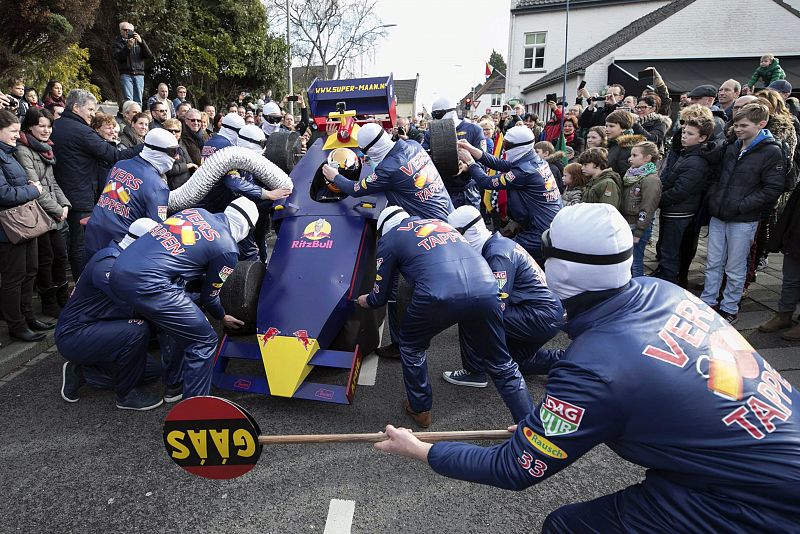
left=606, top=133, right=645, bottom=177
left=118, top=124, right=143, bottom=150
left=543, top=106, right=563, bottom=142
left=621, top=166, right=661, bottom=238
left=181, top=128, right=204, bottom=166
left=50, top=110, right=140, bottom=211
left=112, top=36, right=153, bottom=76
left=707, top=130, right=785, bottom=222
left=0, top=141, right=42, bottom=243
left=633, top=113, right=671, bottom=150
left=660, top=142, right=722, bottom=217
left=166, top=144, right=193, bottom=190
left=578, top=102, right=622, bottom=129
left=583, top=168, right=622, bottom=210
left=545, top=152, right=565, bottom=193
left=710, top=106, right=728, bottom=144
left=566, top=135, right=585, bottom=156
left=768, top=184, right=800, bottom=256
left=562, top=186, right=584, bottom=206
left=747, top=58, right=786, bottom=88
left=14, top=133, right=70, bottom=224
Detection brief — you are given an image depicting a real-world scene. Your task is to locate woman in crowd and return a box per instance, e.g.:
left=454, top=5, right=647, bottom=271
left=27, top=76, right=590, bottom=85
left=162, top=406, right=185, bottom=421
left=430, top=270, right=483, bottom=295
left=91, top=112, right=119, bottom=196
left=0, top=110, right=52, bottom=342
left=15, top=108, right=70, bottom=317
left=634, top=95, right=671, bottom=151
left=584, top=125, right=607, bottom=153
left=562, top=116, right=585, bottom=155
left=200, top=111, right=211, bottom=139
left=213, top=112, right=224, bottom=133
left=163, top=118, right=195, bottom=189
left=621, top=141, right=662, bottom=277
left=118, top=111, right=149, bottom=149
left=42, top=80, right=66, bottom=108
left=480, top=119, right=496, bottom=155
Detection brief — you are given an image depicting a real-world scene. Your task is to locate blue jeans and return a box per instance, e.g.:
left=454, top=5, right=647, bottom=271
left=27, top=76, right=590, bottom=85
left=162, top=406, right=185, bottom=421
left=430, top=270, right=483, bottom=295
left=631, top=222, right=653, bottom=277
left=701, top=217, right=758, bottom=314
left=119, top=74, right=145, bottom=106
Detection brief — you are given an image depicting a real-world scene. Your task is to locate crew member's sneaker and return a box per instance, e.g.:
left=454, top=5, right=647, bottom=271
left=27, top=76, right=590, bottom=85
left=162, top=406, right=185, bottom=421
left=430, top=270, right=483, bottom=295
left=116, top=388, right=164, bottom=411
left=61, top=361, right=84, bottom=403
left=403, top=399, right=432, bottom=428
left=442, top=369, right=488, bottom=388
left=164, top=383, right=183, bottom=403
left=375, top=342, right=401, bottom=359
left=719, top=311, right=739, bottom=325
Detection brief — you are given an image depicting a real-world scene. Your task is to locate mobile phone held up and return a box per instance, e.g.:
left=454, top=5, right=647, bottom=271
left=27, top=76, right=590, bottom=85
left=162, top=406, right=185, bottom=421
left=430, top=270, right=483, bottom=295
left=578, top=80, right=586, bottom=90
left=546, top=93, right=558, bottom=103
left=287, top=95, right=299, bottom=102
left=637, top=69, right=654, bottom=87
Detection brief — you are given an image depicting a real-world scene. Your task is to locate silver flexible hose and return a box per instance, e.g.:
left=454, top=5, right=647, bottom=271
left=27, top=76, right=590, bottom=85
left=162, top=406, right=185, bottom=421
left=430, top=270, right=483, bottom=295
left=168, top=146, right=293, bottom=212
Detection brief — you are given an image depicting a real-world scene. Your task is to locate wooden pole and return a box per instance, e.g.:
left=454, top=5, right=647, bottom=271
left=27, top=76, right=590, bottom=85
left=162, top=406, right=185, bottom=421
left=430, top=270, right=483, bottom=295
left=258, top=429, right=511, bottom=445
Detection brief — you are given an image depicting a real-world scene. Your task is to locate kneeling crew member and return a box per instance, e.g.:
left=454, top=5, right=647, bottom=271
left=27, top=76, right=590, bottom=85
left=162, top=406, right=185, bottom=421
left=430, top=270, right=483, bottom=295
left=356, top=206, right=533, bottom=427
left=110, top=198, right=257, bottom=399
left=57, top=218, right=163, bottom=411
left=376, top=204, right=800, bottom=533
left=444, top=205, right=564, bottom=385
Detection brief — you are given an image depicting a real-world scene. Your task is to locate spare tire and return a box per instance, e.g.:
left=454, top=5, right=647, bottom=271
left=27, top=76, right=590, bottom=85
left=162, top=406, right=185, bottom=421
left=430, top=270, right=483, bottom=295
left=428, top=119, right=459, bottom=177
left=264, top=130, right=300, bottom=173
left=220, top=260, right=265, bottom=334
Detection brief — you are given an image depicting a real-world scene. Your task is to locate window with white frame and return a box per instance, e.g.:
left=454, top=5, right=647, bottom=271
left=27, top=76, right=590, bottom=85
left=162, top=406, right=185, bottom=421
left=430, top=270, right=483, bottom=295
left=523, top=32, right=546, bottom=70
left=491, top=94, right=501, bottom=106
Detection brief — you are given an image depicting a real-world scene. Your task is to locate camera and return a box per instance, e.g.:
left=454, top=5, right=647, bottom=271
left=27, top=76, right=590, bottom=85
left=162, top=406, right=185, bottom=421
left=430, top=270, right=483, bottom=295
left=396, top=126, right=406, bottom=136
left=127, top=30, right=135, bottom=39
left=3, top=95, right=18, bottom=109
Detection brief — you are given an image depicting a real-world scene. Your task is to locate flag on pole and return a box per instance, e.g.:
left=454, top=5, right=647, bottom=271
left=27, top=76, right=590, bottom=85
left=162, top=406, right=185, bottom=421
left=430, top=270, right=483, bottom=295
left=555, top=132, right=569, bottom=166
left=485, top=62, right=493, bottom=79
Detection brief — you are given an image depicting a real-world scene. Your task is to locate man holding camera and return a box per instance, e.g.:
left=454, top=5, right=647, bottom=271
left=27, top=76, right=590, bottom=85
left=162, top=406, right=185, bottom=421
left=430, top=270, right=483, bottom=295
left=577, top=83, right=625, bottom=129
left=113, top=22, right=153, bottom=107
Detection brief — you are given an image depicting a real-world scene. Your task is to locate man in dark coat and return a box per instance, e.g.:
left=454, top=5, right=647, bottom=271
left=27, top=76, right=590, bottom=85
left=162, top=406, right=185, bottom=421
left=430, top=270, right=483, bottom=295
left=112, top=22, right=152, bottom=106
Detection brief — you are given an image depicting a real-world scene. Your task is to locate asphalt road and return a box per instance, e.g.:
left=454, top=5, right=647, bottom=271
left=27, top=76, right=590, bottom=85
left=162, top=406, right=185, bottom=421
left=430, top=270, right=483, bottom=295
left=0, top=326, right=644, bottom=534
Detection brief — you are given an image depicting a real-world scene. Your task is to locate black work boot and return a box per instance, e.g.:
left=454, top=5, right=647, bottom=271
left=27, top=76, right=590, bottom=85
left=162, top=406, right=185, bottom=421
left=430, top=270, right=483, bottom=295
left=39, top=287, right=62, bottom=318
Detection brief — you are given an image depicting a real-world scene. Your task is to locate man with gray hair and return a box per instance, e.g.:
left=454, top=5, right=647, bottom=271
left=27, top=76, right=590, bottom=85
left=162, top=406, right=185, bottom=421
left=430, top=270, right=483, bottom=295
left=50, top=89, right=142, bottom=279
left=116, top=100, right=141, bottom=128
left=113, top=21, right=152, bottom=106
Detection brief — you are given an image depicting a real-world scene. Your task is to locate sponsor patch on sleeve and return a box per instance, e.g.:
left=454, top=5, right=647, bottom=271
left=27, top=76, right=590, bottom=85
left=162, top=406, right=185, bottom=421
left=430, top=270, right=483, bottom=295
left=493, top=271, right=507, bottom=290
left=540, top=395, right=585, bottom=436
left=158, top=206, right=167, bottom=221
left=219, top=266, right=234, bottom=282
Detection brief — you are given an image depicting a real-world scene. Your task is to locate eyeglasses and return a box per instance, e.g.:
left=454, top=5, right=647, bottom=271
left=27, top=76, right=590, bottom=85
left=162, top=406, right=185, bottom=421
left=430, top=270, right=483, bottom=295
left=187, top=118, right=202, bottom=123
left=263, top=115, right=282, bottom=124
left=167, top=129, right=181, bottom=134
left=634, top=105, right=650, bottom=110
left=153, top=109, right=167, bottom=113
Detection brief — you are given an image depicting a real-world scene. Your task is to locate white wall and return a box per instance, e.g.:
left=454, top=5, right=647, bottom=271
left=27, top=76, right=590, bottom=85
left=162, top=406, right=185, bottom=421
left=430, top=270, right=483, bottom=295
left=474, top=91, right=506, bottom=115
left=506, top=1, right=669, bottom=102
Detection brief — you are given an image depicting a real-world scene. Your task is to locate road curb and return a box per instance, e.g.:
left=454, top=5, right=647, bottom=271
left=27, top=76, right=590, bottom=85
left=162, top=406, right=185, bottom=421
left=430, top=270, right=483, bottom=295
left=0, top=331, right=56, bottom=379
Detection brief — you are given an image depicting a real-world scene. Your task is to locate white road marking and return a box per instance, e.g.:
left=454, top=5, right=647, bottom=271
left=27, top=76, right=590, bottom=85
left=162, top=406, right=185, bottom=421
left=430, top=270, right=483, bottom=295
left=357, top=353, right=378, bottom=386
left=323, top=499, right=355, bottom=534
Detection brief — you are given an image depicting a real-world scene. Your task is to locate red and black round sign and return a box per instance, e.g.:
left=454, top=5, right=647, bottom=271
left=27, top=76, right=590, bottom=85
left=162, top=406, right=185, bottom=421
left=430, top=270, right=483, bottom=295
left=163, top=396, right=262, bottom=479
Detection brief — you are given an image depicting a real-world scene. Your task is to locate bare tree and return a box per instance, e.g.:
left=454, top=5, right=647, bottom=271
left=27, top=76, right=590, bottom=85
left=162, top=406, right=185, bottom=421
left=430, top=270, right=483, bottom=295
left=268, top=0, right=387, bottom=82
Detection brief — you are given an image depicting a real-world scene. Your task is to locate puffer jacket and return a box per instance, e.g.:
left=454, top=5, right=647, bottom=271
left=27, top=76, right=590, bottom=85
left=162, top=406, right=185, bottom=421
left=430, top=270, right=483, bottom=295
left=707, top=130, right=784, bottom=222
left=562, top=186, right=584, bottom=206
left=583, top=167, right=622, bottom=210
left=621, top=166, right=661, bottom=238
left=747, top=58, right=786, bottom=88
left=14, top=133, right=70, bottom=225
left=660, top=142, right=723, bottom=217
left=606, top=133, right=645, bottom=177
left=633, top=113, right=671, bottom=150
left=0, top=141, right=42, bottom=242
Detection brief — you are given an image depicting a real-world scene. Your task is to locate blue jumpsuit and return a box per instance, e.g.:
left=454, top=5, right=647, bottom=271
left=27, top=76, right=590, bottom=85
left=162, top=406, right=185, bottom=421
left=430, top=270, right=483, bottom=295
left=84, top=155, right=169, bottom=261
left=460, top=233, right=564, bottom=376
left=428, top=278, right=800, bottom=532
left=110, top=208, right=239, bottom=398
left=468, top=151, right=562, bottom=264
left=423, top=121, right=484, bottom=209
left=55, top=246, right=152, bottom=397
left=366, top=216, right=533, bottom=422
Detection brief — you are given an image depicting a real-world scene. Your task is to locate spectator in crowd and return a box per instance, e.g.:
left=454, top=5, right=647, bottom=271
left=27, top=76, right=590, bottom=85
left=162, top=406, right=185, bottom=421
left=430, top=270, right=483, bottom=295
left=717, top=79, right=741, bottom=119
left=245, top=115, right=255, bottom=125
left=701, top=103, right=785, bottom=324
left=479, top=119, right=495, bottom=155
left=679, top=92, right=691, bottom=108
left=8, top=78, right=28, bottom=118
left=620, top=141, right=661, bottom=277
left=149, top=100, right=169, bottom=130
left=162, top=118, right=195, bottom=190
left=237, top=106, right=246, bottom=118
left=562, top=162, right=586, bottom=206
left=640, top=67, right=673, bottom=116
left=605, top=109, right=645, bottom=176
left=584, top=125, right=607, bottom=151
left=633, top=95, right=671, bottom=151
left=50, top=89, right=140, bottom=279
left=767, top=80, right=799, bottom=119
left=181, top=108, right=204, bottom=166
left=0, top=109, right=52, bottom=342
left=535, top=141, right=565, bottom=192
left=119, top=111, right=149, bottom=150
left=578, top=83, right=625, bottom=129
left=175, top=102, right=190, bottom=121
left=568, top=104, right=582, bottom=120
left=577, top=147, right=622, bottom=210
left=212, top=112, right=224, bottom=133
left=281, top=112, right=295, bottom=131
left=203, top=104, right=216, bottom=122
left=562, top=116, right=584, bottom=155
left=116, top=100, right=141, bottom=129
left=92, top=113, right=119, bottom=146
left=394, top=116, right=424, bottom=144
left=746, top=54, right=786, bottom=91
left=42, top=80, right=66, bottom=108
left=147, top=83, right=175, bottom=120
left=542, top=100, right=563, bottom=142
left=523, top=113, right=543, bottom=140
left=173, top=85, right=190, bottom=110
left=113, top=22, right=152, bottom=106
left=200, top=111, right=212, bottom=137
left=688, top=84, right=728, bottom=142
left=44, top=103, right=64, bottom=120
left=622, top=96, right=637, bottom=111
left=15, top=108, right=71, bottom=317
left=23, top=87, right=42, bottom=111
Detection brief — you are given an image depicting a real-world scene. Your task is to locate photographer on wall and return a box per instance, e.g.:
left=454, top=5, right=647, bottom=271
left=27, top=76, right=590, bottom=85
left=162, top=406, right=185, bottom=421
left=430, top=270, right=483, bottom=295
left=112, top=21, right=153, bottom=107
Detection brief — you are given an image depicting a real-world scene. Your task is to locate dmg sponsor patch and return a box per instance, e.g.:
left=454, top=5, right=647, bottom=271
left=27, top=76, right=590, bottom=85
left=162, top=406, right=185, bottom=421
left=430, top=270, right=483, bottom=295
left=540, top=395, right=585, bottom=436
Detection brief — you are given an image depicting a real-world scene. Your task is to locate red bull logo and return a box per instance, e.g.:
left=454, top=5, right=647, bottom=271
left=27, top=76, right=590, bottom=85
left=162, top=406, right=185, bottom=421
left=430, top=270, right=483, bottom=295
left=260, top=327, right=281, bottom=345
left=414, top=221, right=452, bottom=237
left=698, top=331, right=760, bottom=401
left=414, top=173, right=435, bottom=190
left=293, top=330, right=311, bottom=351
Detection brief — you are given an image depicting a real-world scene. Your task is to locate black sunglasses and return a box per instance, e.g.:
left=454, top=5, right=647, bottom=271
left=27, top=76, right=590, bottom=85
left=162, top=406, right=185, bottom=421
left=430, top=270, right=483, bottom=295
left=264, top=115, right=282, bottom=124
left=240, top=134, right=267, bottom=148
left=166, top=129, right=181, bottom=134
left=431, top=108, right=454, bottom=120
left=541, top=228, right=633, bottom=264
left=145, top=143, right=179, bottom=158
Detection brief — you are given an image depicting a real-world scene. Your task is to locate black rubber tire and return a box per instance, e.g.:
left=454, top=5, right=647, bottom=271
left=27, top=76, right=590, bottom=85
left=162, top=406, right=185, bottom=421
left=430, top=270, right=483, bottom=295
left=264, top=130, right=299, bottom=173
left=428, top=119, right=460, bottom=177
left=220, top=260, right=265, bottom=334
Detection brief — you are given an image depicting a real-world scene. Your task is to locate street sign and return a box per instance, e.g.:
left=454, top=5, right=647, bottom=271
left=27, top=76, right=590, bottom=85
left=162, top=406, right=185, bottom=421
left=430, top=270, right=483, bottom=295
left=472, top=100, right=480, bottom=109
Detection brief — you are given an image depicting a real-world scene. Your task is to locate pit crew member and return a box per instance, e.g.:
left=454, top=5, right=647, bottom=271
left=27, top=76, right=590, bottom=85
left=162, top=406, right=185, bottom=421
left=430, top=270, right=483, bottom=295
left=201, top=112, right=244, bottom=161
left=376, top=203, right=800, bottom=533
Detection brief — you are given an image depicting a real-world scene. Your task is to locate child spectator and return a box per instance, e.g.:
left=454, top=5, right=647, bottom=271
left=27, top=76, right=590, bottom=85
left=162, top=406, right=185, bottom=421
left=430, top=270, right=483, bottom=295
left=746, top=54, right=786, bottom=91
left=577, top=147, right=622, bottom=210
left=656, top=117, right=718, bottom=286
left=701, top=103, right=785, bottom=324
left=535, top=141, right=565, bottom=192
left=621, top=141, right=662, bottom=277
left=24, top=87, right=42, bottom=110
left=562, top=162, right=586, bottom=206
left=584, top=125, right=606, bottom=151
left=605, top=110, right=645, bottom=176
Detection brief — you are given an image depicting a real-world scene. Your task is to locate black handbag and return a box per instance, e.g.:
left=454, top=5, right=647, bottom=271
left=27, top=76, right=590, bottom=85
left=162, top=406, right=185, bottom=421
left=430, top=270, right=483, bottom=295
left=0, top=199, right=53, bottom=244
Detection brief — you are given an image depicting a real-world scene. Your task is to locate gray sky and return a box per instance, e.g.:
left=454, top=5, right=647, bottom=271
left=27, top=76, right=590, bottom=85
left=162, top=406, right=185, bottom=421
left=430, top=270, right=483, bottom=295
left=367, top=0, right=512, bottom=112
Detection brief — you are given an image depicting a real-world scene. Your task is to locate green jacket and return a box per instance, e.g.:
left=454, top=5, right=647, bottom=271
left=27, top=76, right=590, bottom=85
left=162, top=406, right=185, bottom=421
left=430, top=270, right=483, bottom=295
left=583, top=168, right=622, bottom=210
left=747, top=58, right=786, bottom=88
left=621, top=171, right=662, bottom=238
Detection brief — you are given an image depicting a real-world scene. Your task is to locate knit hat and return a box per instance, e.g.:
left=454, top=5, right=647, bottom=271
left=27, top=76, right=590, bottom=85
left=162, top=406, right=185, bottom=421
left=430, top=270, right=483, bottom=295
left=768, top=80, right=792, bottom=94
left=224, top=197, right=259, bottom=242
left=119, top=218, right=159, bottom=249
left=543, top=203, right=633, bottom=300
left=447, top=205, right=490, bottom=250
left=376, top=205, right=409, bottom=236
